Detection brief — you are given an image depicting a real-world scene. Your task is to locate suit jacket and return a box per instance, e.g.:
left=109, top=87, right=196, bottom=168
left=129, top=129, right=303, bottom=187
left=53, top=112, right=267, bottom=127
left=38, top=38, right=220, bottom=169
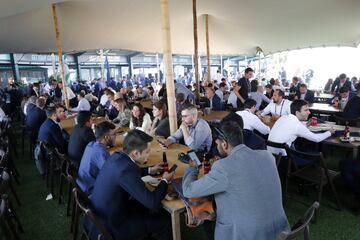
left=205, top=94, right=224, bottom=110
left=26, top=107, right=47, bottom=140
left=182, top=144, right=289, bottom=240
left=68, top=125, right=96, bottom=168
left=331, top=79, right=352, bottom=93
left=38, top=118, right=68, bottom=154
left=296, top=90, right=315, bottom=104
left=89, top=151, right=168, bottom=239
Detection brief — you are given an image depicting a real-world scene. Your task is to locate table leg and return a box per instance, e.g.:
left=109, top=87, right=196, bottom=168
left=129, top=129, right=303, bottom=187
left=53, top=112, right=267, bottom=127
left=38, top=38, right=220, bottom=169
left=353, top=147, right=358, bottom=160
left=171, top=210, right=181, bottom=240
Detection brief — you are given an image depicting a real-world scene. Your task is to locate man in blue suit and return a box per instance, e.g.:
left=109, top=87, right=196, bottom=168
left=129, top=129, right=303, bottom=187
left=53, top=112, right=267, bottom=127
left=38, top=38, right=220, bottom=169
left=38, top=104, right=68, bottom=154
left=26, top=97, right=47, bottom=141
left=88, top=130, right=174, bottom=240
left=205, top=87, right=224, bottom=110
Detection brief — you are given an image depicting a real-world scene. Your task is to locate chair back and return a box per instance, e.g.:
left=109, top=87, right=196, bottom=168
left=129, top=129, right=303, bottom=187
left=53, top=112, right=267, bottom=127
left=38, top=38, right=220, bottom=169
left=266, top=140, right=287, bottom=167
left=73, top=188, right=114, bottom=240
left=277, top=202, right=320, bottom=240
left=285, top=146, right=324, bottom=168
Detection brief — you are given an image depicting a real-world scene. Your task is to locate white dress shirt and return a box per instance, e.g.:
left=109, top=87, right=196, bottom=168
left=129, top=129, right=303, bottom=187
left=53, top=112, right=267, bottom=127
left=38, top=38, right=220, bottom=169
left=215, top=89, right=224, bottom=102
left=62, top=87, right=76, bottom=100
left=0, top=107, right=6, bottom=121
left=261, top=99, right=292, bottom=117
left=268, top=114, right=331, bottom=156
left=227, top=91, right=238, bottom=108
left=71, top=98, right=91, bottom=112
left=236, top=110, right=270, bottom=135
left=99, top=94, right=109, bottom=106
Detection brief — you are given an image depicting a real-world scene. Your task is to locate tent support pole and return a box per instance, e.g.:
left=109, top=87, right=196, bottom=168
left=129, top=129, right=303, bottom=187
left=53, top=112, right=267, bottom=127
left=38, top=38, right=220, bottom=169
left=192, top=0, right=200, bottom=99
left=51, top=4, right=69, bottom=109
left=160, top=0, right=178, bottom=134
left=205, top=14, right=211, bottom=83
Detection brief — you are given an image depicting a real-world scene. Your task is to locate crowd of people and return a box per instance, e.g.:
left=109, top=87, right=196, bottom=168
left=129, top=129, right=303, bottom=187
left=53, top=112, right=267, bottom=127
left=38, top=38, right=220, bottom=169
left=1, top=68, right=360, bottom=239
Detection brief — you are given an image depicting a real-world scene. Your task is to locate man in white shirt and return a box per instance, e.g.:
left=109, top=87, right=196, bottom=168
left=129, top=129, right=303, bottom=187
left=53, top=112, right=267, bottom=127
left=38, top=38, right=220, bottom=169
left=268, top=99, right=333, bottom=156
left=261, top=89, right=291, bottom=119
left=227, top=82, right=239, bottom=108
left=236, top=99, right=270, bottom=135
left=70, top=90, right=91, bottom=112
left=215, top=82, right=226, bottom=102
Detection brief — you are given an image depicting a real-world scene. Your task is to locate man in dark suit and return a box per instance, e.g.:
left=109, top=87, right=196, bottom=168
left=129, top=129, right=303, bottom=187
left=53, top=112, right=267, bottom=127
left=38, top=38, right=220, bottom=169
left=38, top=104, right=68, bottom=153
left=205, top=87, right=224, bottom=110
left=343, top=83, right=360, bottom=119
left=28, top=82, right=40, bottom=97
left=296, top=84, right=315, bottom=104
left=26, top=97, right=47, bottom=141
left=331, top=73, right=353, bottom=94
left=236, top=67, right=254, bottom=108
left=88, top=130, right=174, bottom=240
left=289, top=76, right=301, bottom=94
left=331, top=86, right=356, bottom=110
left=68, top=111, right=96, bottom=168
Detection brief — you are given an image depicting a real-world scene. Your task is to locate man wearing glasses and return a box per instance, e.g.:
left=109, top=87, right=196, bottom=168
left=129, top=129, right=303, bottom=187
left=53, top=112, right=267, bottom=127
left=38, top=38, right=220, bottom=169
left=182, top=121, right=289, bottom=240
left=162, top=104, right=212, bottom=151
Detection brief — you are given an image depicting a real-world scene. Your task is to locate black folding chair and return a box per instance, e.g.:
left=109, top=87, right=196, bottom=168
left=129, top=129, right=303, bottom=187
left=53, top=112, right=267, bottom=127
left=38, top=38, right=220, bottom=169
left=285, top=146, right=341, bottom=210
left=73, top=188, right=114, bottom=240
left=277, top=202, right=320, bottom=240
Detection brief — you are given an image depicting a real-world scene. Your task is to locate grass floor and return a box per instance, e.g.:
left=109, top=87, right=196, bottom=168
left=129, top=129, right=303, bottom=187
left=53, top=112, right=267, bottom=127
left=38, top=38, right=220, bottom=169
left=9, top=126, right=360, bottom=240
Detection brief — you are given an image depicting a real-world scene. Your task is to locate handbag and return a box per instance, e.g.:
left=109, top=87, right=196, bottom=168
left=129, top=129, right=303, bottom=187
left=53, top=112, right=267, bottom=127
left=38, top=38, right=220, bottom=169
left=172, top=178, right=216, bottom=228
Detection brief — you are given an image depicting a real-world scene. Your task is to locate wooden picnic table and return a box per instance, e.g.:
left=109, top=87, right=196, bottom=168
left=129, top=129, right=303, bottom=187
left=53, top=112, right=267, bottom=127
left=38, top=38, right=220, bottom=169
left=314, top=93, right=333, bottom=103
left=309, top=123, right=360, bottom=160
left=60, top=116, right=107, bottom=134
left=309, top=103, right=342, bottom=115
left=199, top=110, right=230, bottom=122
left=109, top=135, right=192, bottom=240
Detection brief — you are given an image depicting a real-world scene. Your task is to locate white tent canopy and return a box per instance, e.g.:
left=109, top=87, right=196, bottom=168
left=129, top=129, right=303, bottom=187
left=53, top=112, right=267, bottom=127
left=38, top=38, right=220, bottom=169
left=1, top=0, right=360, bottom=55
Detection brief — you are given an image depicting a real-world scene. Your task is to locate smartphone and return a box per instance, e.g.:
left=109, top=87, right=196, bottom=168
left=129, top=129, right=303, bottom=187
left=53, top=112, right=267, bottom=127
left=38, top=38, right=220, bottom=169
left=168, top=164, right=178, bottom=173
left=188, top=151, right=202, bottom=166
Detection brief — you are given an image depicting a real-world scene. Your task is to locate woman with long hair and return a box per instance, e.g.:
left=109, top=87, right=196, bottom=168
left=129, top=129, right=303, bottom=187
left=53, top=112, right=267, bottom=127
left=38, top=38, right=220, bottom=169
left=148, top=100, right=170, bottom=138
left=129, top=103, right=152, bottom=132
left=112, top=93, right=131, bottom=127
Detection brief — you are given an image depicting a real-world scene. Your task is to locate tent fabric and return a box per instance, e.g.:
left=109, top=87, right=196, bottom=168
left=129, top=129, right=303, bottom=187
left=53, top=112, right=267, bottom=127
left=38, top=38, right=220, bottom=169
left=1, top=0, right=360, bottom=55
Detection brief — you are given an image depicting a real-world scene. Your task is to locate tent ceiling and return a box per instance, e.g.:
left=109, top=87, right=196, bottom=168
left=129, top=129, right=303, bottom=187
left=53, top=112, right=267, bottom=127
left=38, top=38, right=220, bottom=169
left=1, top=0, right=360, bottom=56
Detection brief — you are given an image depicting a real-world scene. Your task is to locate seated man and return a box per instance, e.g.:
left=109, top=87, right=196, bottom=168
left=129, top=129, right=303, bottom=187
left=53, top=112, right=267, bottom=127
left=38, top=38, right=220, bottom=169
left=268, top=100, right=333, bottom=156
left=38, top=104, right=68, bottom=153
left=88, top=130, right=174, bottom=240
left=133, top=86, right=149, bottom=100
left=343, top=83, right=360, bottom=119
left=205, top=87, right=224, bottom=110
left=68, top=111, right=96, bottom=168
left=215, top=82, right=226, bottom=102
left=236, top=99, right=270, bottom=135
left=331, top=86, right=356, bottom=110
left=70, top=90, right=91, bottom=112
left=77, top=121, right=115, bottom=195
left=163, top=104, right=212, bottom=151
left=249, top=85, right=271, bottom=110
left=26, top=96, right=47, bottom=141
left=261, top=89, right=291, bottom=119
left=295, top=83, right=315, bottom=104
left=182, top=121, right=289, bottom=240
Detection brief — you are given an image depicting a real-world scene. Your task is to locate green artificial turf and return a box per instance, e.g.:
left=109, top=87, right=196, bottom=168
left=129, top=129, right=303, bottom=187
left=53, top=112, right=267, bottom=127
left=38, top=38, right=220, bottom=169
left=9, top=126, right=360, bottom=240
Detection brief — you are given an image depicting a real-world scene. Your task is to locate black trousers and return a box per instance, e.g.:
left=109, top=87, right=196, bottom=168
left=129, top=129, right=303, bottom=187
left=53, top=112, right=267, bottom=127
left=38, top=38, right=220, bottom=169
left=113, top=209, right=172, bottom=240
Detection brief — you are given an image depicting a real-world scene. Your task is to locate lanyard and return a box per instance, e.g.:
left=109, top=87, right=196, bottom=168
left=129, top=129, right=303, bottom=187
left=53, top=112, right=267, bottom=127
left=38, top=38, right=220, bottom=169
left=274, top=100, right=285, bottom=116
